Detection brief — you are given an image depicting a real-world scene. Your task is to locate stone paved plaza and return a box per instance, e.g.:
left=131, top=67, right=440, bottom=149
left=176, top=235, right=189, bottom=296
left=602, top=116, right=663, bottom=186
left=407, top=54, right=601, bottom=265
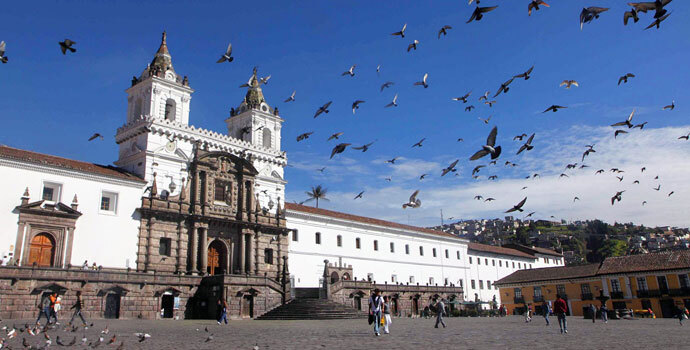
left=2, top=316, right=686, bottom=349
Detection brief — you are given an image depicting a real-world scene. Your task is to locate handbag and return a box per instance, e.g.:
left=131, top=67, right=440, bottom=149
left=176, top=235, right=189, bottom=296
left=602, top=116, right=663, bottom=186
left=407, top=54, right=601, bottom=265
left=368, top=314, right=374, bottom=325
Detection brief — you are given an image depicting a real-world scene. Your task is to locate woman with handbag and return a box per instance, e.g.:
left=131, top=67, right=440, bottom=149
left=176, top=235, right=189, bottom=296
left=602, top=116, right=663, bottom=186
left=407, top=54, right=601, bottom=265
left=368, top=289, right=383, bottom=336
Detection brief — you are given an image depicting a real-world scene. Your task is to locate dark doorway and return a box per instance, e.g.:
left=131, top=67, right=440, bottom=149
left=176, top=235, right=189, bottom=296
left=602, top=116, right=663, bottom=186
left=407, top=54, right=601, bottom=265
left=330, top=271, right=339, bottom=284
left=412, top=297, right=420, bottom=315
left=660, top=299, right=675, bottom=318
left=241, top=295, right=254, bottom=318
left=393, top=297, right=400, bottom=316
left=353, top=296, right=361, bottom=311
left=104, top=294, right=121, bottom=319
left=161, top=294, right=174, bottom=318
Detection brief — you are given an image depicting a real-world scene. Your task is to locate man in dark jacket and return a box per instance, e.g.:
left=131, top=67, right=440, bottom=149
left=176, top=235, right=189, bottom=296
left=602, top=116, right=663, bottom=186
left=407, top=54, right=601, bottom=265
left=553, top=294, right=568, bottom=334
left=69, top=291, right=88, bottom=326
left=35, top=293, right=52, bottom=325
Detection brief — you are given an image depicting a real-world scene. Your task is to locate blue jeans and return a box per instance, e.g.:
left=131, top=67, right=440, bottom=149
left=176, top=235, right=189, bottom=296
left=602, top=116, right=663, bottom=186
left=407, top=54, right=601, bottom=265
left=218, top=308, right=228, bottom=324
left=557, top=313, right=567, bottom=331
left=372, top=310, right=382, bottom=334
left=36, top=307, right=51, bottom=324
left=544, top=313, right=550, bottom=325
left=601, top=310, right=608, bottom=322
left=435, top=313, right=446, bottom=328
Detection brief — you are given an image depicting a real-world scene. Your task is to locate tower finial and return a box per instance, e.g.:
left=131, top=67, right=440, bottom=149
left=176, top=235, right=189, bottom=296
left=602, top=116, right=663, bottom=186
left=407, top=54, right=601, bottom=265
left=162, top=31, right=167, bottom=45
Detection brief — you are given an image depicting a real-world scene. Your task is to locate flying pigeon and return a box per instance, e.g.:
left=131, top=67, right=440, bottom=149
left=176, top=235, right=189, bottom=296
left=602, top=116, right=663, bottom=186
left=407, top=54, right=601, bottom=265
left=313, top=101, right=333, bottom=118
left=470, top=126, right=502, bottom=161
left=216, top=43, right=234, bottom=63
left=505, top=197, right=527, bottom=213
left=59, top=39, right=77, bottom=54
left=402, top=190, right=421, bottom=209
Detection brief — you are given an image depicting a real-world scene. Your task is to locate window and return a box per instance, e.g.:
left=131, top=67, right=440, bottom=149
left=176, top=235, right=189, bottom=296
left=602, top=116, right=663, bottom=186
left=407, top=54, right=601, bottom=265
left=534, top=286, right=542, bottom=297
left=405, top=244, right=409, bottom=254
left=100, top=191, right=118, bottom=213
left=164, top=98, right=176, bottom=121
left=514, top=288, right=522, bottom=298
left=292, top=230, right=299, bottom=242
left=264, top=248, right=274, bottom=264
left=487, top=281, right=491, bottom=289
left=556, top=285, right=566, bottom=297
left=432, top=248, right=437, bottom=257
left=469, top=257, right=473, bottom=264
left=390, top=242, right=395, bottom=253
left=159, top=238, right=171, bottom=256
left=337, top=235, right=342, bottom=247
left=42, top=182, right=62, bottom=202
left=512, top=262, right=515, bottom=268
left=485, top=258, right=488, bottom=265
left=529, top=264, right=532, bottom=269
left=518, top=263, right=521, bottom=269
left=679, top=274, right=690, bottom=289
left=356, top=238, right=361, bottom=249
left=456, top=251, right=460, bottom=260
left=262, top=128, right=272, bottom=148
left=581, top=283, right=591, bottom=295
left=429, top=277, right=435, bottom=285
left=315, top=232, right=321, bottom=245
left=410, top=276, right=415, bottom=284
left=471, top=280, right=476, bottom=289
left=373, top=240, right=378, bottom=251
left=391, top=275, right=397, bottom=283
left=543, top=257, right=547, bottom=263
left=637, top=277, right=648, bottom=291
left=478, top=258, right=481, bottom=265
left=657, top=276, right=668, bottom=292
left=611, top=279, right=621, bottom=292
left=134, top=98, right=142, bottom=118
left=419, top=246, right=424, bottom=256
left=479, top=280, right=484, bottom=289
left=445, top=249, right=449, bottom=259
left=214, top=181, right=226, bottom=201
left=499, top=260, right=502, bottom=267
left=492, top=259, right=495, bottom=266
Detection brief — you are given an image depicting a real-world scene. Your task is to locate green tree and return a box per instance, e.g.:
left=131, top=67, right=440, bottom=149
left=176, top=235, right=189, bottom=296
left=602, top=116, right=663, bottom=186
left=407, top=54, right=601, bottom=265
left=595, top=239, right=627, bottom=261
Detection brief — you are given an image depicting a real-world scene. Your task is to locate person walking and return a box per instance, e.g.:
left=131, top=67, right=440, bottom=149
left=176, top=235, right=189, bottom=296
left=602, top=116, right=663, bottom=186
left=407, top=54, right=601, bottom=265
left=434, top=298, right=446, bottom=328
left=54, top=295, right=62, bottom=322
left=48, top=292, right=59, bottom=324
left=382, top=296, right=392, bottom=334
left=69, top=291, right=88, bottom=326
left=35, top=293, right=52, bottom=325
left=217, top=298, right=228, bottom=325
left=589, top=304, right=597, bottom=323
left=600, top=304, right=608, bottom=323
left=524, top=304, right=532, bottom=323
left=542, top=301, right=551, bottom=326
left=676, top=304, right=688, bottom=326
left=554, top=294, right=568, bottom=334
left=368, top=289, right=383, bottom=336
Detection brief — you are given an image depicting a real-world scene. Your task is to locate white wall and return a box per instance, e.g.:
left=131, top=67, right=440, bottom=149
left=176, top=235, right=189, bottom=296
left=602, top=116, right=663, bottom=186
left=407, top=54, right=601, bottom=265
left=465, top=251, right=535, bottom=305
left=0, top=159, right=145, bottom=268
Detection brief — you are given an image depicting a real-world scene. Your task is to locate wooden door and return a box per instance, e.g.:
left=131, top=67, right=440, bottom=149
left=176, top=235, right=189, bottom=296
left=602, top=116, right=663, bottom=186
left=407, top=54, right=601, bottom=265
left=241, top=295, right=254, bottom=318
left=104, top=294, right=121, bottom=319
left=28, top=233, right=55, bottom=267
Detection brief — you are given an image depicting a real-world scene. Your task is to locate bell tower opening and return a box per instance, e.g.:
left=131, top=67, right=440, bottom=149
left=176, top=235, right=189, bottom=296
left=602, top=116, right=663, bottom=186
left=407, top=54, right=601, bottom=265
left=164, top=98, right=176, bottom=121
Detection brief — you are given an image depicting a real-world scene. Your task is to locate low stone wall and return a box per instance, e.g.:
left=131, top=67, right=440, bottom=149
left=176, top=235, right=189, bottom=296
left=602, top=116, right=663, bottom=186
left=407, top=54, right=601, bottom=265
left=0, top=267, right=286, bottom=320
left=330, top=280, right=463, bottom=317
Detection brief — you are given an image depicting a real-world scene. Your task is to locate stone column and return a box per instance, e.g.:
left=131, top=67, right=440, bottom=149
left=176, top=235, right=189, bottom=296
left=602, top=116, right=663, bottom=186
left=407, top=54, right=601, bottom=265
left=176, top=221, right=183, bottom=273
left=227, top=241, right=234, bottom=275
left=145, top=218, right=155, bottom=271
left=14, top=222, right=26, bottom=263
left=247, top=182, right=254, bottom=219
left=64, top=227, right=75, bottom=267
left=200, top=228, right=208, bottom=274
left=276, top=237, right=282, bottom=280
left=239, top=232, right=246, bottom=274
left=189, top=226, right=198, bottom=273
left=249, top=232, right=256, bottom=275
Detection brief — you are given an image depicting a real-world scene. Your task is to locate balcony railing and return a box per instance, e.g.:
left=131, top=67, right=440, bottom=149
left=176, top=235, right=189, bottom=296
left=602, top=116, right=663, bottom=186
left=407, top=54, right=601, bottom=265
left=669, top=288, right=690, bottom=297
left=636, top=289, right=661, bottom=298
left=610, top=291, right=625, bottom=299
left=514, top=297, right=525, bottom=304
left=533, top=295, right=544, bottom=302
left=581, top=293, right=593, bottom=300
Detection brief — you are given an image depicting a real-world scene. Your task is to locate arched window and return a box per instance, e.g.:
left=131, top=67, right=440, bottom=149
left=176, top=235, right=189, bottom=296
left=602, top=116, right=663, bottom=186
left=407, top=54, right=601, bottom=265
left=262, top=128, right=272, bottom=148
left=164, top=98, right=176, bottom=121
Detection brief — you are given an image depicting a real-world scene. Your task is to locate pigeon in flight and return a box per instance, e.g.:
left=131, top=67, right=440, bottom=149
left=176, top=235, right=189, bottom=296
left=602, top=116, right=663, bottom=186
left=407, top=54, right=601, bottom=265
left=618, top=73, right=635, bottom=85
left=352, top=100, right=365, bottom=114
left=88, top=133, right=104, bottom=141
left=407, top=40, right=420, bottom=52
left=470, top=126, right=501, bottom=161
left=216, top=43, right=234, bottom=63
left=259, top=75, right=271, bottom=85
left=611, top=109, right=635, bottom=128
left=457, top=138, right=464, bottom=142
left=596, top=169, right=604, bottom=174
left=528, top=1, right=550, bottom=16
left=296, top=132, right=313, bottom=142
left=385, top=94, right=399, bottom=108
left=402, top=190, right=421, bottom=209
left=624, top=7, right=640, bottom=25
left=472, top=165, right=485, bottom=175
left=414, top=73, right=429, bottom=88
left=678, top=133, right=690, bottom=140
left=377, top=64, right=381, bottom=74
left=442, top=160, right=459, bottom=176
left=419, top=174, right=428, bottom=180
left=467, top=5, right=499, bottom=23
left=582, top=148, right=596, bottom=161
left=629, top=1, right=672, bottom=19
left=514, top=133, right=528, bottom=141
left=412, top=138, right=426, bottom=148
left=642, top=201, right=647, bottom=206
left=317, top=167, right=326, bottom=173
left=505, top=197, right=527, bottom=213
left=653, top=184, right=661, bottom=191
left=560, top=80, right=579, bottom=88
left=330, top=143, right=351, bottom=159
left=645, top=12, right=672, bottom=30
left=59, top=39, right=77, bottom=54
left=313, top=101, right=333, bottom=118
left=485, top=197, right=496, bottom=202
left=668, top=191, right=674, bottom=197
left=573, top=197, right=580, bottom=202
left=352, top=141, right=375, bottom=152
left=452, top=92, right=472, bottom=103
left=391, top=23, right=407, bottom=38
left=614, top=130, right=628, bottom=138
left=478, top=115, right=492, bottom=124
left=488, top=175, right=498, bottom=180
left=543, top=105, right=567, bottom=113
left=514, top=65, right=534, bottom=80
left=580, top=7, right=610, bottom=30
left=0, top=41, right=7, bottom=63
left=381, top=82, right=394, bottom=92
left=438, top=25, right=453, bottom=38
left=386, top=157, right=399, bottom=164
left=663, top=100, right=675, bottom=110
left=465, top=105, right=476, bottom=112
left=485, top=100, right=497, bottom=107
left=474, top=195, right=483, bottom=200
left=611, top=191, right=624, bottom=205
left=493, top=78, right=514, bottom=97
left=328, top=132, right=344, bottom=141
left=633, top=122, right=648, bottom=129
left=516, top=133, right=535, bottom=154
left=354, top=191, right=364, bottom=200
left=341, top=65, right=356, bottom=77
left=284, top=91, right=296, bottom=103
left=559, top=173, right=569, bottom=178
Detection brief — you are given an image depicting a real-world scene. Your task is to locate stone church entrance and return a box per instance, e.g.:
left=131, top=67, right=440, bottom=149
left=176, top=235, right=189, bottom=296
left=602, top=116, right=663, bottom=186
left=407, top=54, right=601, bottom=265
left=104, top=294, right=121, bottom=319
left=28, top=233, right=55, bottom=267
left=207, top=240, right=225, bottom=276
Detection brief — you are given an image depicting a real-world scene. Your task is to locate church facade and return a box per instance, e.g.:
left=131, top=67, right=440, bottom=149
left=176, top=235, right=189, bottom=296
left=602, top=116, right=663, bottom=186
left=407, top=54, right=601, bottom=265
left=0, top=33, right=562, bottom=320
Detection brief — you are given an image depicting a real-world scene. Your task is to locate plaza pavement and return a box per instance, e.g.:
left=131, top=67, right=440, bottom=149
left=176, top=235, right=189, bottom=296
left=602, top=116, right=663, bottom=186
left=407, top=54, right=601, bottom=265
left=3, top=316, right=684, bottom=349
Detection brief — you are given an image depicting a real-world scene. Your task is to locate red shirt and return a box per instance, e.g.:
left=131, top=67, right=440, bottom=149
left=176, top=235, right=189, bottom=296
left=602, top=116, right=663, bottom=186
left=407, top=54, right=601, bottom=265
left=554, top=298, right=568, bottom=314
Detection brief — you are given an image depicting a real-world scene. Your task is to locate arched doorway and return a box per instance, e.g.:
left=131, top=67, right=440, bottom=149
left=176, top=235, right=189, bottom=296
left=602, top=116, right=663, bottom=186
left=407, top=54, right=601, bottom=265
left=28, top=233, right=55, bottom=267
left=330, top=271, right=339, bottom=284
left=207, top=240, right=226, bottom=275
left=412, top=295, right=420, bottom=316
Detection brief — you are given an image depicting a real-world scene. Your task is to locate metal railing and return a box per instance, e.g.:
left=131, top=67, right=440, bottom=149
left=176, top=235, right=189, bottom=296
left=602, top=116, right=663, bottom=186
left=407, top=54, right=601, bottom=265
left=533, top=295, right=544, bottom=302
left=610, top=291, right=625, bottom=299
left=581, top=293, right=593, bottom=300
left=514, top=297, right=525, bottom=304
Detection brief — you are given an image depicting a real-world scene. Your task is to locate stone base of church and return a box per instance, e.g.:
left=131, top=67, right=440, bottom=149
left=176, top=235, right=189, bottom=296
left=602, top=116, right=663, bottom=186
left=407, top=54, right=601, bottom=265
left=329, top=280, right=464, bottom=318
left=0, top=267, right=286, bottom=320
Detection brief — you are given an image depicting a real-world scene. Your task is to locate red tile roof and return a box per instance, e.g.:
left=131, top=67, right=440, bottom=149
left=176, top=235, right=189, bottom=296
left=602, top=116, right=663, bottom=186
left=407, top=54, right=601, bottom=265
left=467, top=243, right=535, bottom=259
left=284, top=203, right=460, bottom=240
left=598, top=250, right=690, bottom=275
left=0, top=145, right=146, bottom=183
left=494, top=264, right=601, bottom=285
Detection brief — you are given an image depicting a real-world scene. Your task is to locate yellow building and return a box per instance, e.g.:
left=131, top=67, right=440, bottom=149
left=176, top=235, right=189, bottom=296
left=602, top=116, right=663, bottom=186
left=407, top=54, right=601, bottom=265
left=494, top=250, right=690, bottom=318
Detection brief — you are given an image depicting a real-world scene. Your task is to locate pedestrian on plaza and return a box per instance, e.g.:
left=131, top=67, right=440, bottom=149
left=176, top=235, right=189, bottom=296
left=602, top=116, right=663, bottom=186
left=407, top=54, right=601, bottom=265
left=69, top=291, right=88, bottom=326
left=554, top=294, right=568, bottom=334
left=54, top=295, right=62, bottom=321
left=542, top=301, right=551, bottom=326
left=600, top=304, right=608, bottom=323
left=589, top=304, right=596, bottom=323
left=676, top=303, right=688, bottom=326
left=434, top=298, right=446, bottom=328
left=524, top=304, right=532, bottom=323
left=35, top=293, right=52, bottom=325
left=368, top=289, right=383, bottom=336
left=382, top=296, right=392, bottom=334
left=217, top=298, right=228, bottom=325
left=48, top=292, right=60, bottom=324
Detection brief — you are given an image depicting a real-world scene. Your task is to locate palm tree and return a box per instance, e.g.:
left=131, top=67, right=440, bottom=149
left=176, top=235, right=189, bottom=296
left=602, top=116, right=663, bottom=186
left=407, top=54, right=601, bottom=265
left=305, top=185, right=329, bottom=208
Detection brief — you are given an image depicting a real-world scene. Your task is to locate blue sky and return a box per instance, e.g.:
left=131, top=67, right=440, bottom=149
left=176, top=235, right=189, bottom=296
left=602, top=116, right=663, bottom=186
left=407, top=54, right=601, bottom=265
left=1, top=1, right=689, bottom=227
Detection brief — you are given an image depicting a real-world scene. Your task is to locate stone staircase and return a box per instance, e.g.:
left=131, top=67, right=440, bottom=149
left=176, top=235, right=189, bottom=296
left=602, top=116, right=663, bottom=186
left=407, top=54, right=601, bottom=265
left=257, top=289, right=366, bottom=320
